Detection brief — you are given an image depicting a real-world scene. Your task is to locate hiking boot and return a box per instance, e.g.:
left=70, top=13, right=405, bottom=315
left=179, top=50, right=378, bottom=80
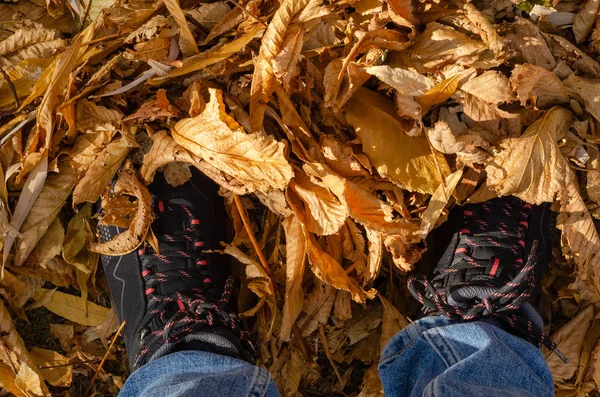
left=98, top=170, right=255, bottom=370
left=408, top=196, right=566, bottom=361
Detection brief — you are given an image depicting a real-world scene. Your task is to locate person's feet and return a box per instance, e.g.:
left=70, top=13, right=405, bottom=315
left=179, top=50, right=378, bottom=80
left=408, top=196, right=565, bottom=360
left=98, top=170, right=254, bottom=370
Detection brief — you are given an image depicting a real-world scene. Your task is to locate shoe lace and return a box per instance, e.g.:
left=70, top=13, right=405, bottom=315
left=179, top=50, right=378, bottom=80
left=133, top=200, right=255, bottom=368
left=407, top=201, right=567, bottom=363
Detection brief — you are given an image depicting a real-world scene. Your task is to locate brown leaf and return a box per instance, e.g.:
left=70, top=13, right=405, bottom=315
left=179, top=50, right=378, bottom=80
left=280, top=216, right=306, bottom=341
left=510, top=64, right=569, bottom=109
left=288, top=169, right=347, bottom=236
left=173, top=88, right=294, bottom=194
left=250, top=0, right=312, bottom=130
left=75, top=99, right=123, bottom=133
left=14, top=162, right=76, bottom=266
left=31, top=217, right=64, bottom=268
left=72, top=136, right=132, bottom=205
left=546, top=305, right=595, bottom=381
left=297, top=278, right=335, bottom=337
left=345, top=88, right=449, bottom=194
left=379, top=294, right=408, bottom=349
left=427, top=121, right=489, bottom=165
left=587, top=147, right=600, bottom=204
left=416, top=73, right=461, bottom=112
left=90, top=167, right=154, bottom=256
left=30, top=348, right=71, bottom=388
left=504, top=18, right=556, bottom=70
left=163, top=0, right=200, bottom=56
left=486, top=107, right=573, bottom=204
left=574, top=0, right=600, bottom=43
left=419, top=168, right=464, bottom=239
left=564, top=75, right=600, bottom=122
left=384, top=234, right=423, bottom=271
left=544, top=33, right=600, bottom=77
left=306, top=231, right=374, bottom=303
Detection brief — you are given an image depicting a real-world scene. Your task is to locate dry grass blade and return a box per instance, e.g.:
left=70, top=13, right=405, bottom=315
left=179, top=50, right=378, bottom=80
left=83, top=320, right=126, bottom=396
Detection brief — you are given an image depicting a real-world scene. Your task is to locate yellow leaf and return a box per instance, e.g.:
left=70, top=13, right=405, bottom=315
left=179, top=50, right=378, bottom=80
left=416, top=73, right=461, bottom=111
left=486, top=107, right=573, bottom=204
left=32, top=288, right=110, bottom=326
left=72, top=136, right=132, bottom=205
left=163, top=0, right=200, bottom=56
left=345, top=88, right=449, bottom=194
left=90, top=167, right=153, bottom=256
left=280, top=216, right=306, bottom=341
left=30, top=348, right=72, bottom=388
left=419, top=168, right=464, bottom=239
left=172, top=88, right=294, bottom=194
left=15, top=362, right=44, bottom=397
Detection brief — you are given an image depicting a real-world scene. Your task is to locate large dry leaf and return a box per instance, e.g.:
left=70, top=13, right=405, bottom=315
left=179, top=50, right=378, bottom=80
left=280, top=216, right=306, bottom=341
left=543, top=33, right=600, bottom=77
left=574, top=0, right=600, bottom=43
left=428, top=120, right=489, bottom=165
left=546, top=305, right=595, bottom=381
left=32, top=289, right=110, bottom=326
left=460, top=1, right=502, bottom=53
left=510, top=64, right=569, bottom=109
left=14, top=162, right=77, bottom=266
left=487, top=107, right=573, bottom=204
left=459, top=70, right=520, bottom=137
left=297, top=279, right=335, bottom=337
left=173, top=88, right=294, bottom=194
left=504, top=18, right=555, bottom=70
left=163, top=0, right=200, bottom=56
left=345, top=88, right=449, bottom=194
left=392, top=22, right=488, bottom=73
left=379, top=294, right=408, bottom=349
left=72, top=136, right=132, bottom=205
left=90, top=168, right=153, bottom=256
left=564, top=75, right=600, bottom=122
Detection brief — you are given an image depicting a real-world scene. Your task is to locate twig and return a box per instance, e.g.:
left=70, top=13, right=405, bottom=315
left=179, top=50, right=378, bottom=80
left=232, top=194, right=313, bottom=365
left=0, top=67, right=19, bottom=111
left=319, top=324, right=344, bottom=385
left=39, top=359, right=102, bottom=369
left=83, top=320, right=126, bottom=396
left=81, top=32, right=124, bottom=46
left=228, top=0, right=268, bottom=28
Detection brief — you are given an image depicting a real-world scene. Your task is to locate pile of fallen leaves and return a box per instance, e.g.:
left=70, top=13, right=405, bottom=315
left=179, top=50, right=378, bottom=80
left=3, top=0, right=600, bottom=394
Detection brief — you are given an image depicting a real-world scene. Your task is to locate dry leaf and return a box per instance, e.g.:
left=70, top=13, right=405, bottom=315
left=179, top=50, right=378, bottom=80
left=345, top=88, right=449, bottom=194
left=416, top=74, right=461, bottom=112
left=365, top=65, right=433, bottom=96
left=486, top=107, right=573, bottom=203
left=574, top=0, right=600, bottom=43
left=546, top=305, right=595, bottom=381
left=173, top=88, right=294, bottom=194
left=419, top=168, right=464, bottom=239
left=163, top=0, right=200, bottom=56
left=564, top=75, right=600, bottom=122
left=32, top=289, right=110, bottom=326
left=280, top=216, right=306, bottom=341
left=72, top=136, right=132, bottom=205
left=510, top=64, right=569, bottom=109
left=90, top=167, right=153, bottom=256
left=30, top=348, right=72, bottom=387
left=75, top=99, right=123, bottom=133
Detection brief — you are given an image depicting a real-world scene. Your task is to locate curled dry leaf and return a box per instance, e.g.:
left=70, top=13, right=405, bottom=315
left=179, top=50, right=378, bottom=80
left=510, top=64, right=569, bottom=109
left=163, top=0, right=200, bottom=56
left=487, top=107, right=574, bottom=204
left=564, top=75, right=600, bottom=122
left=419, top=168, right=464, bottom=239
left=345, top=88, right=449, bottom=194
left=428, top=121, right=489, bottom=166
left=173, top=88, right=294, bottom=194
left=90, top=168, right=154, bottom=256
left=250, top=0, right=311, bottom=131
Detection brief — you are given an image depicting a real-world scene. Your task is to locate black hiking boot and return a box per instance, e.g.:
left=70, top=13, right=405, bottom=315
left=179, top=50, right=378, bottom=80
left=408, top=196, right=566, bottom=362
left=98, top=170, right=255, bottom=370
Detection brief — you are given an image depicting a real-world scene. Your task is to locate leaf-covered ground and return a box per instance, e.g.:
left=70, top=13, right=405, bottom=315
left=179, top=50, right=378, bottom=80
left=2, top=0, right=600, bottom=395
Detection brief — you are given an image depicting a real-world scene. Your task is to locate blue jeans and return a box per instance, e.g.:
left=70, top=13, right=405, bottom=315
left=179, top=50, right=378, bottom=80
left=119, top=316, right=554, bottom=397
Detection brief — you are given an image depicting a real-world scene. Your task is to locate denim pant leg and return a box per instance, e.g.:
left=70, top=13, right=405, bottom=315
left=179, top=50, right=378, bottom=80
left=378, top=315, right=554, bottom=397
left=119, top=350, right=280, bottom=397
